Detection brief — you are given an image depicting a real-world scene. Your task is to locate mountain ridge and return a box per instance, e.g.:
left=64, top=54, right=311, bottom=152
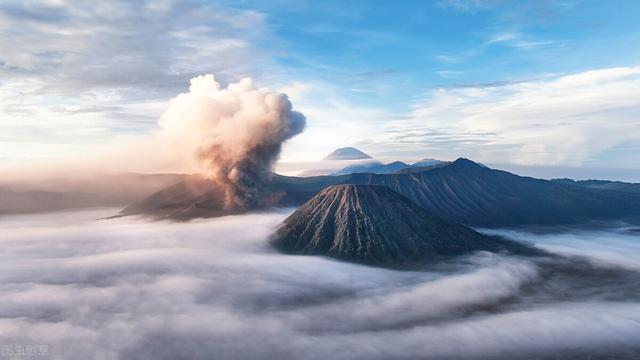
left=121, top=158, right=640, bottom=226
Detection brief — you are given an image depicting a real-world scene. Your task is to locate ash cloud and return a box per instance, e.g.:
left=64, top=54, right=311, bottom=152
left=1, top=210, right=640, bottom=359
left=158, top=74, right=306, bottom=209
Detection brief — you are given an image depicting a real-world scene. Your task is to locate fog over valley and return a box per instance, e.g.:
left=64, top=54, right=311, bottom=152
left=1, top=209, right=639, bottom=359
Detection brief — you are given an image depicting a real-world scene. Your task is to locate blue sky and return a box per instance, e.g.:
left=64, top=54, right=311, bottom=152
left=244, top=0, right=640, bottom=102
left=1, top=0, right=639, bottom=179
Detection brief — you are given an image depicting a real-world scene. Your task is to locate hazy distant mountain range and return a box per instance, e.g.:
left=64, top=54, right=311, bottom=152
left=331, top=158, right=448, bottom=176
left=307, top=147, right=449, bottom=176
left=271, top=184, right=539, bottom=265
left=0, top=173, right=184, bottom=215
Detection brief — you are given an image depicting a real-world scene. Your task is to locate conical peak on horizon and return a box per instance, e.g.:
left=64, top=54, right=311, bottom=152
left=322, top=147, right=372, bottom=161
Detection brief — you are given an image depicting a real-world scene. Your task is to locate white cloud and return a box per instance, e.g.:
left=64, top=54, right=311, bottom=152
left=487, top=31, right=556, bottom=49
left=487, top=31, right=520, bottom=44
left=0, top=0, right=272, bottom=163
left=385, top=66, right=640, bottom=166
left=434, top=54, right=463, bottom=63
left=482, top=226, right=640, bottom=271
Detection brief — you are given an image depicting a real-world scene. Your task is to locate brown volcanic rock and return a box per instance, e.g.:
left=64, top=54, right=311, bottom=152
left=119, top=175, right=289, bottom=220
left=270, top=184, right=537, bottom=265
left=119, top=175, right=226, bottom=220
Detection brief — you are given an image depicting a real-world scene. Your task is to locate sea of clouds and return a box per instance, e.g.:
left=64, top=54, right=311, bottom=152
left=1, top=210, right=639, bottom=359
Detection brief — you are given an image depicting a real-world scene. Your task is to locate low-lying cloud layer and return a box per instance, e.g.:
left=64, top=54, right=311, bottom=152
left=1, top=210, right=639, bottom=359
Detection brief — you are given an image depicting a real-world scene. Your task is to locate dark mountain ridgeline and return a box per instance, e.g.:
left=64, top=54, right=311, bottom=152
left=121, top=158, right=640, bottom=226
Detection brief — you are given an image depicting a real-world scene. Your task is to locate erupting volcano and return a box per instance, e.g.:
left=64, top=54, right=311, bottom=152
left=158, top=74, right=306, bottom=210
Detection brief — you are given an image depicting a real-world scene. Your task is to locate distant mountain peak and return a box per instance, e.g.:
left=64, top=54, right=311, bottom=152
left=451, top=158, right=483, bottom=168
left=323, top=147, right=372, bottom=160
left=387, top=161, right=408, bottom=166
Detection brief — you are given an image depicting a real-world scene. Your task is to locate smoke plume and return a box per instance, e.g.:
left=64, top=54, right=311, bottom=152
left=158, top=74, right=306, bottom=209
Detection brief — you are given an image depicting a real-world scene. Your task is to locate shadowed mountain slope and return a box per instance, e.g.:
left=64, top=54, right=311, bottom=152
left=270, top=184, right=538, bottom=265
left=335, top=159, right=640, bottom=227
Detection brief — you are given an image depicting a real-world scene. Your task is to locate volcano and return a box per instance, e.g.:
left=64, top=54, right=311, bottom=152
left=323, top=147, right=372, bottom=160
left=270, top=184, right=537, bottom=265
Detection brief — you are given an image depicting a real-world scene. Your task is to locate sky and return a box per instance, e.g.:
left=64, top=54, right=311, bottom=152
left=1, top=0, right=639, bottom=180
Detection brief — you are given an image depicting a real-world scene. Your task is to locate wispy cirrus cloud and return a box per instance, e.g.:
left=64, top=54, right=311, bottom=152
left=488, top=31, right=557, bottom=49
left=434, top=30, right=556, bottom=65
